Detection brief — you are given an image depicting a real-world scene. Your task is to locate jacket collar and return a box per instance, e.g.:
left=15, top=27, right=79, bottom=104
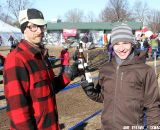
left=18, top=39, right=42, bottom=57
left=112, top=55, right=143, bottom=67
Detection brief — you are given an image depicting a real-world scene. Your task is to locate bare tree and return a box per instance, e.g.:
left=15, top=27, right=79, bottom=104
left=64, top=8, right=84, bottom=22
left=132, top=1, right=149, bottom=26
left=0, top=1, right=14, bottom=25
left=146, top=9, right=160, bottom=33
left=84, top=11, right=96, bottom=22
left=0, top=1, right=5, bottom=20
left=99, top=0, right=133, bottom=22
left=0, top=12, right=13, bottom=23
left=0, top=3, right=2, bottom=12
left=6, top=0, right=32, bottom=20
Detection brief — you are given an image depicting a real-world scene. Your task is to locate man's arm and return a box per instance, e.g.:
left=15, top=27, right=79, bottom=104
left=4, top=55, right=36, bottom=130
left=144, top=67, right=160, bottom=128
left=53, top=72, right=71, bottom=93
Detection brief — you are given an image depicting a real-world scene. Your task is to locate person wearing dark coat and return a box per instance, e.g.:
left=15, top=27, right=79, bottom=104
left=81, top=24, right=160, bottom=130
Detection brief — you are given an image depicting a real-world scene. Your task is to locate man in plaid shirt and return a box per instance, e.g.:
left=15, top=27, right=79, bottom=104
left=3, top=8, right=71, bottom=130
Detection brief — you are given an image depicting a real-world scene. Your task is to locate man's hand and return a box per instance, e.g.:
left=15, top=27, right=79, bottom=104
left=81, top=76, right=94, bottom=91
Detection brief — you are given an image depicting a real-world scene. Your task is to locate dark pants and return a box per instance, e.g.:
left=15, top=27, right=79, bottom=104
left=60, top=65, right=69, bottom=74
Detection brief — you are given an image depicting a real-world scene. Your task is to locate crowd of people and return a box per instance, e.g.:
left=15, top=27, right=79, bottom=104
left=135, top=33, right=160, bottom=61
left=1, top=8, right=160, bottom=130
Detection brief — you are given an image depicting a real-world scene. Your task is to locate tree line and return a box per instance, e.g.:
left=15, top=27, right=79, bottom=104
left=0, top=0, right=160, bottom=32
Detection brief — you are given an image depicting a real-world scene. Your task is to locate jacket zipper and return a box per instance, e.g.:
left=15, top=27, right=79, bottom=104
left=120, top=72, right=124, bottom=89
left=113, top=65, right=119, bottom=126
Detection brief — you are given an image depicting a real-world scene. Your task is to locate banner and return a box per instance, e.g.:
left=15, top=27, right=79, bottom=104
left=63, top=29, right=77, bottom=36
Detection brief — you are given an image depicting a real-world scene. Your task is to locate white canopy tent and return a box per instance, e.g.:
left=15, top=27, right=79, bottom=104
left=0, top=20, right=22, bottom=46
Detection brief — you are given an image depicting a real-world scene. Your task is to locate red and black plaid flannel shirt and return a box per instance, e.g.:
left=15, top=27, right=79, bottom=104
left=3, top=40, right=70, bottom=130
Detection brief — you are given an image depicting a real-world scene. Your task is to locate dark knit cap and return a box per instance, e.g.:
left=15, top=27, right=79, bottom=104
left=111, top=24, right=134, bottom=47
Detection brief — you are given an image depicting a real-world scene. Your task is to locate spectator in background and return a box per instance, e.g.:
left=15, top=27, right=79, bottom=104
left=81, top=24, right=160, bottom=130
left=71, top=45, right=81, bottom=78
left=139, top=37, right=150, bottom=63
left=72, top=45, right=79, bottom=62
left=3, top=8, right=71, bottom=130
left=149, top=35, right=158, bottom=59
left=0, top=53, right=5, bottom=66
left=88, top=32, right=93, bottom=43
left=148, top=45, right=152, bottom=60
left=103, top=33, right=108, bottom=47
left=59, top=46, right=70, bottom=74
left=0, top=53, right=5, bottom=75
left=81, top=33, right=88, bottom=50
left=0, top=35, right=3, bottom=46
left=107, top=38, right=113, bottom=62
left=157, top=38, right=160, bottom=58
left=8, top=35, right=14, bottom=46
left=10, top=40, right=19, bottom=52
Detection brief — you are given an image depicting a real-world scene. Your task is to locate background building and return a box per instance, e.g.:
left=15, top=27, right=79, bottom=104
left=46, top=22, right=142, bottom=47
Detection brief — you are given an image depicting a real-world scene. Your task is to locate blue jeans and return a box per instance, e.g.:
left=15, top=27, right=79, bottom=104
left=60, top=65, right=69, bottom=74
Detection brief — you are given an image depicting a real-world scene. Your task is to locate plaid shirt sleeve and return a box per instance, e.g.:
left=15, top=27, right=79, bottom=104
left=3, top=54, right=36, bottom=130
left=53, top=72, right=71, bottom=93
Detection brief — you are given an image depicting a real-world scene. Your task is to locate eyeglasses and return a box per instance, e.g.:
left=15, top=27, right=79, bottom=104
left=26, top=24, right=47, bottom=32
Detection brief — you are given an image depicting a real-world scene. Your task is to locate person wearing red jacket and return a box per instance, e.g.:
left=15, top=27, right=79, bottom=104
left=3, top=8, right=71, bottom=130
left=59, top=46, right=70, bottom=74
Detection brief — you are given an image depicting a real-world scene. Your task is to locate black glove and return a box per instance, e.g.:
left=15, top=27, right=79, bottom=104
left=69, top=62, right=80, bottom=79
left=81, top=76, right=103, bottom=103
left=80, top=76, right=94, bottom=91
